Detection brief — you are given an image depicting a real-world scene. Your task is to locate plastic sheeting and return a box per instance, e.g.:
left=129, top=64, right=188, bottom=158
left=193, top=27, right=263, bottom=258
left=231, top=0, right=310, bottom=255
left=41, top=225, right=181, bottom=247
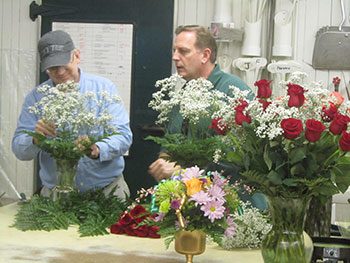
left=0, top=48, right=38, bottom=199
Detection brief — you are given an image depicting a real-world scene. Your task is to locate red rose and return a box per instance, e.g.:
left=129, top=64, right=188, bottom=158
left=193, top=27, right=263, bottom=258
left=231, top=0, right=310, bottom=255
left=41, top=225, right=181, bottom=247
left=110, top=223, right=124, bottom=234
left=134, top=225, right=149, bottom=237
left=339, top=131, right=350, bottom=151
left=119, top=213, right=133, bottom=225
left=281, top=118, right=303, bottom=139
left=287, top=83, right=305, bottom=108
left=234, top=101, right=251, bottom=125
left=255, top=79, right=272, bottom=98
left=148, top=226, right=161, bottom=238
left=235, top=111, right=251, bottom=125
left=258, top=99, right=271, bottom=111
left=305, top=119, right=326, bottom=142
left=329, top=113, right=350, bottom=135
left=209, top=117, right=228, bottom=135
left=322, top=102, right=338, bottom=122
left=130, top=205, right=147, bottom=218
left=124, top=224, right=137, bottom=236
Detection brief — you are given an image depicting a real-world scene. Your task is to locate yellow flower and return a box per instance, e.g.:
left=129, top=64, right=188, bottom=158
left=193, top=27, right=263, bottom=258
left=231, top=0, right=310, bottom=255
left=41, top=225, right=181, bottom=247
left=185, top=178, right=203, bottom=196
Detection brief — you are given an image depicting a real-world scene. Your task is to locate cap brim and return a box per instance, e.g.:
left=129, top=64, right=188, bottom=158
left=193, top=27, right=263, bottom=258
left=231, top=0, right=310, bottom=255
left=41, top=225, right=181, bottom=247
left=40, top=51, right=72, bottom=72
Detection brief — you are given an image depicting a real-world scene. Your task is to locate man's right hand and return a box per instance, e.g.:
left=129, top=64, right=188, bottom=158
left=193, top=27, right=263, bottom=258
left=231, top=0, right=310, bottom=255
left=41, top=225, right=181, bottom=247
left=148, top=158, right=179, bottom=182
left=33, top=119, right=56, bottom=144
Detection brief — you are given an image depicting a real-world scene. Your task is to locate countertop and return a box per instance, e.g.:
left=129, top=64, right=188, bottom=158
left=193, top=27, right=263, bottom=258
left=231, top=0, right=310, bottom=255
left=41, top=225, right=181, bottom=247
left=0, top=202, right=263, bottom=263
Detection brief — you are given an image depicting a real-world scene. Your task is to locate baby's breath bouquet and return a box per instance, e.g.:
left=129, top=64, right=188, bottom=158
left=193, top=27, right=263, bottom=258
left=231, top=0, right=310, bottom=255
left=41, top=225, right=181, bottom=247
left=26, top=80, right=120, bottom=198
left=220, top=201, right=271, bottom=249
left=27, top=80, right=119, bottom=161
left=146, top=75, right=229, bottom=167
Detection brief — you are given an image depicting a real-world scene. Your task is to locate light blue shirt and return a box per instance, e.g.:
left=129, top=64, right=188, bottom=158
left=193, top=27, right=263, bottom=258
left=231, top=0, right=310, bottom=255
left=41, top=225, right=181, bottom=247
left=12, top=70, right=133, bottom=191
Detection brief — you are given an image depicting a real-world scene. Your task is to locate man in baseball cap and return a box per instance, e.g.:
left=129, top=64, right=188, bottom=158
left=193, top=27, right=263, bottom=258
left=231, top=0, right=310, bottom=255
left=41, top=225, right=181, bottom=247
left=12, top=30, right=133, bottom=201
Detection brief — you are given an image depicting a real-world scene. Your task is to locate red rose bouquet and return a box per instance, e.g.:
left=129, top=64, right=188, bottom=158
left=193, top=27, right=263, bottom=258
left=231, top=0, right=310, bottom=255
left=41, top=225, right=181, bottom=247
left=211, top=72, right=350, bottom=199
left=110, top=205, right=160, bottom=238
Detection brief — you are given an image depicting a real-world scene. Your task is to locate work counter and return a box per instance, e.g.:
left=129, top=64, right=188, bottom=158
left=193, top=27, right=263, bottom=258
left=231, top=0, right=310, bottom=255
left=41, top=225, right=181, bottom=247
left=0, top=202, right=263, bottom=263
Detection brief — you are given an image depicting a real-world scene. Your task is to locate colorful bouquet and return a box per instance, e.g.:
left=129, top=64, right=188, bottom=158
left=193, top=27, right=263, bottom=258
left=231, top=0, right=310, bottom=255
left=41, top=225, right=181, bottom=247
left=150, top=166, right=241, bottom=246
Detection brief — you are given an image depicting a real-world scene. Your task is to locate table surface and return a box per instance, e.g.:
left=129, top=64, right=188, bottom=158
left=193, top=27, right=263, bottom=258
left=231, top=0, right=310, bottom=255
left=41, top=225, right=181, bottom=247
left=0, top=202, right=263, bottom=263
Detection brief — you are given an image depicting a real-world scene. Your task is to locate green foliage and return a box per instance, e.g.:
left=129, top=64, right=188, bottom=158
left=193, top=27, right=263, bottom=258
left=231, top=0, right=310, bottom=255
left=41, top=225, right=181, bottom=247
left=145, top=133, right=225, bottom=167
left=25, top=130, right=117, bottom=161
left=12, top=189, right=129, bottom=236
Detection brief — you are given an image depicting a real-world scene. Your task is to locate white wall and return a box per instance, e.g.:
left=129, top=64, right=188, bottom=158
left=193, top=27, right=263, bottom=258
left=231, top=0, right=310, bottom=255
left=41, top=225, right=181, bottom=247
left=0, top=0, right=39, bottom=199
left=1, top=0, right=350, bottom=199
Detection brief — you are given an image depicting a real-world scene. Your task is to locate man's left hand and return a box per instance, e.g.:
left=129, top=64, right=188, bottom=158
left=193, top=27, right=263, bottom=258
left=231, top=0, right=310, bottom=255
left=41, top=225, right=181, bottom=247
left=90, top=144, right=100, bottom=159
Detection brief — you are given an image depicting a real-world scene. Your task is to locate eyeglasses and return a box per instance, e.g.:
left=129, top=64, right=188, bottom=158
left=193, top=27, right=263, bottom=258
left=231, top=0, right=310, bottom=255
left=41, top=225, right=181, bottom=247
left=46, top=50, right=76, bottom=74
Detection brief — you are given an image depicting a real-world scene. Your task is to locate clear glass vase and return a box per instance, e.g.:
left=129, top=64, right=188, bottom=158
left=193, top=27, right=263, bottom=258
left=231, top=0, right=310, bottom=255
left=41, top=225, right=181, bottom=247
left=261, top=195, right=311, bottom=263
left=52, top=158, right=77, bottom=201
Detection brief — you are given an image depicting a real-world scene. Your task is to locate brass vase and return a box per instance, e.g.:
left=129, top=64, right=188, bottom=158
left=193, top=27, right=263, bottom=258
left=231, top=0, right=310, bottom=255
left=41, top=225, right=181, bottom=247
left=174, top=230, right=206, bottom=263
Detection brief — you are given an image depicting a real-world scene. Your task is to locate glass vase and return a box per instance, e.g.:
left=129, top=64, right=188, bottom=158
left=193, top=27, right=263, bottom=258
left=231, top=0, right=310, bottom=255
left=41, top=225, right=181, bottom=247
left=52, top=159, right=77, bottom=201
left=261, top=195, right=311, bottom=263
left=304, top=196, right=332, bottom=237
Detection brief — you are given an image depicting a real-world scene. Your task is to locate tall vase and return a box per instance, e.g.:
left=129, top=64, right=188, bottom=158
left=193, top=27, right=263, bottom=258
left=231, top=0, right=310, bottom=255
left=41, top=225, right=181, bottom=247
left=52, top=158, right=77, bottom=201
left=261, top=195, right=311, bottom=263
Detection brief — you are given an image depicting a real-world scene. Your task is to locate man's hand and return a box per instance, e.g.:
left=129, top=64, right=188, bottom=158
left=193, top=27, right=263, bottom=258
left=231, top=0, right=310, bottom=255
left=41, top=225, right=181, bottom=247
left=90, top=144, right=100, bottom=159
left=33, top=119, right=56, bottom=144
left=148, top=158, right=179, bottom=181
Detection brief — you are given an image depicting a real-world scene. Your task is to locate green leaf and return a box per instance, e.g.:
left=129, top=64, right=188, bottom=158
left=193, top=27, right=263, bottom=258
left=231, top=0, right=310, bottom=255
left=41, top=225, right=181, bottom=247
left=263, top=145, right=272, bottom=170
left=267, top=171, right=282, bottom=185
left=289, top=147, right=306, bottom=165
left=282, top=178, right=298, bottom=186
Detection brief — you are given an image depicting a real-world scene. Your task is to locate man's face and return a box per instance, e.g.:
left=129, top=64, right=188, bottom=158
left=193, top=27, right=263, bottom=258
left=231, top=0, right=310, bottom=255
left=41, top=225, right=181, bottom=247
left=172, top=31, right=204, bottom=81
left=46, top=50, right=80, bottom=84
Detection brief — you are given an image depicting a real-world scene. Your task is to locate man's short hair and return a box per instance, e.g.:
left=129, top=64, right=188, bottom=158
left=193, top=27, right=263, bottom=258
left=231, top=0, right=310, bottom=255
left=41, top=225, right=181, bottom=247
left=175, top=25, right=217, bottom=63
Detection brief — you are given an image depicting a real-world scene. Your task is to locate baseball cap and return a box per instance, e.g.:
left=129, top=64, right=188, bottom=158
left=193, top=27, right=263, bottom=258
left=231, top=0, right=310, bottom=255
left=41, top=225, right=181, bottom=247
left=38, top=30, right=75, bottom=72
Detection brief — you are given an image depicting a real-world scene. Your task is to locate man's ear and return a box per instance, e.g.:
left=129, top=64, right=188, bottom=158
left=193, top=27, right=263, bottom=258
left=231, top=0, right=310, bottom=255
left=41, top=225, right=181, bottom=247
left=201, top=48, right=212, bottom=64
left=74, top=49, right=81, bottom=64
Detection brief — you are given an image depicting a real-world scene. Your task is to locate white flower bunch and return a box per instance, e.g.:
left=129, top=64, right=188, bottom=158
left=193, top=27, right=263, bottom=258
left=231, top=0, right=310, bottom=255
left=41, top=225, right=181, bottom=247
left=220, top=201, right=271, bottom=249
left=29, top=81, right=119, bottom=137
left=149, top=75, right=230, bottom=125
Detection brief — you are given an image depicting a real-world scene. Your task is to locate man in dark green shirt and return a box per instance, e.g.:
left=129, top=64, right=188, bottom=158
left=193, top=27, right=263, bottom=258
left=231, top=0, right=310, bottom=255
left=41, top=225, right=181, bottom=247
left=148, top=25, right=266, bottom=210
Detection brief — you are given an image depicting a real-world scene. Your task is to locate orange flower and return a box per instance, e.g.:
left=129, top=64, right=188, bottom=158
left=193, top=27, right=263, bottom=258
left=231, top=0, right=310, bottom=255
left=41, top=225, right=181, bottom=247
left=185, top=178, right=203, bottom=196
left=331, top=91, right=344, bottom=106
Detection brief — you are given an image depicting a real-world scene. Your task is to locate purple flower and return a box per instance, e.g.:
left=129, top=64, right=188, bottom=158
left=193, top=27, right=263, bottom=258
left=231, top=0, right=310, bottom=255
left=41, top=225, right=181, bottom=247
left=189, top=190, right=210, bottom=206
left=182, top=166, right=204, bottom=181
left=201, top=199, right=225, bottom=222
left=154, top=213, right=165, bottom=222
left=208, top=184, right=226, bottom=202
left=171, top=199, right=181, bottom=210
left=212, top=172, right=227, bottom=188
left=224, top=216, right=236, bottom=237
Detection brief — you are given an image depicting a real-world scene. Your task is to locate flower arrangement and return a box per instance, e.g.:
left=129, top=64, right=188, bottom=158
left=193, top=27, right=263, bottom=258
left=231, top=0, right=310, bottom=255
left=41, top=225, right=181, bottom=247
left=146, top=75, right=229, bottom=167
left=150, top=166, right=241, bottom=246
left=210, top=72, right=350, bottom=199
left=220, top=201, right=271, bottom=249
left=26, top=80, right=119, bottom=161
